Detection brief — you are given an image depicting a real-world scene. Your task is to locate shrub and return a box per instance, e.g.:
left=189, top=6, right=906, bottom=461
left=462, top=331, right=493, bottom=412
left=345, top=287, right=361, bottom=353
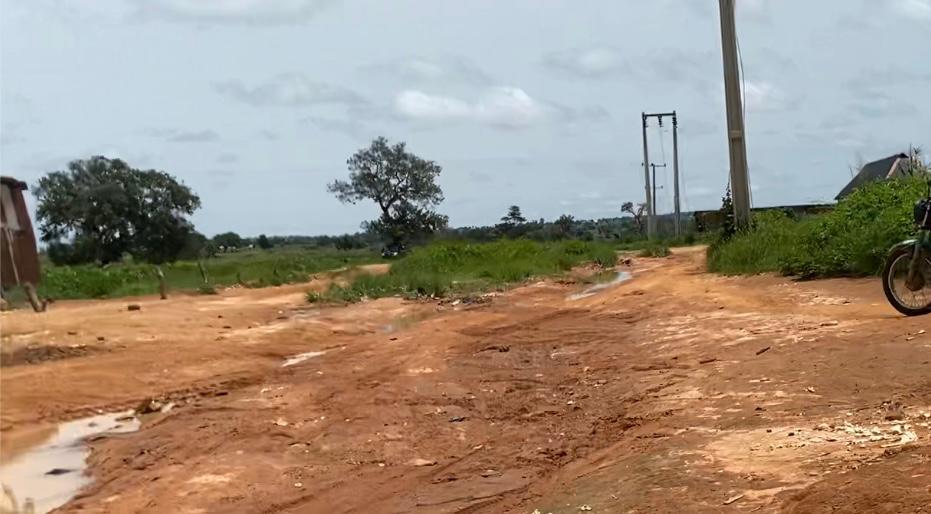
left=708, top=177, right=927, bottom=278
left=197, top=284, right=218, bottom=295
left=707, top=211, right=808, bottom=275
left=638, top=243, right=671, bottom=258
left=781, top=177, right=925, bottom=278
left=313, top=239, right=616, bottom=303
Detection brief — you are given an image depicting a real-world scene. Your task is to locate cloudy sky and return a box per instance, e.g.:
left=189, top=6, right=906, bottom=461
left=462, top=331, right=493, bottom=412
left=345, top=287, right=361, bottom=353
left=2, top=0, right=929, bottom=237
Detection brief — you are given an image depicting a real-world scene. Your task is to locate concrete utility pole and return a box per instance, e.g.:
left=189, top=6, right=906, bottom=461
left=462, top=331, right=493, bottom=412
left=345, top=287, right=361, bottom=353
left=641, top=111, right=680, bottom=239
left=718, top=0, right=751, bottom=229
left=672, top=112, right=681, bottom=237
left=641, top=113, right=654, bottom=238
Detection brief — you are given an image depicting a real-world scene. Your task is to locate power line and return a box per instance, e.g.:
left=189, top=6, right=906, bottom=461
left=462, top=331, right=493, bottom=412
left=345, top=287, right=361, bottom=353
left=735, top=19, right=754, bottom=208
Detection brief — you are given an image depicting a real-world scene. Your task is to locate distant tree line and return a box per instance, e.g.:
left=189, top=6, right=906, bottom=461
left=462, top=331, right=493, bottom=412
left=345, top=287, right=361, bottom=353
left=35, top=141, right=692, bottom=267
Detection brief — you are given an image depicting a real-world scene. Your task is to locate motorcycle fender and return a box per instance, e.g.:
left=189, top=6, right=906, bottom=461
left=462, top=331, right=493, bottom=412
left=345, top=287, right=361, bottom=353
left=890, top=239, right=919, bottom=253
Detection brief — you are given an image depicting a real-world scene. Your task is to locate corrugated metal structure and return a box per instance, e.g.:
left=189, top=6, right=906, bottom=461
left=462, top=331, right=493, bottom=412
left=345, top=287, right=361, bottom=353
left=835, top=153, right=912, bottom=200
left=1, top=176, right=41, bottom=289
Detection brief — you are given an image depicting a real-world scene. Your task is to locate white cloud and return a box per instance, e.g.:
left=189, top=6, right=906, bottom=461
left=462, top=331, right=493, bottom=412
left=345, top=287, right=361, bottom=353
left=143, top=128, right=220, bottom=143
left=738, top=0, right=773, bottom=22
left=475, top=87, right=545, bottom=128
left=137, top=0, right=335, bottom=24
left=395, top=87, right=546, bottom=128
left=392, top=57, right=492, bottom=85
left=395, top=91, right=472, bottom=120
left=543, top=47, right=628, bottom=78
left=216, top=74, right=365, bottom=107
left=893, top=0, right=931, bottom=19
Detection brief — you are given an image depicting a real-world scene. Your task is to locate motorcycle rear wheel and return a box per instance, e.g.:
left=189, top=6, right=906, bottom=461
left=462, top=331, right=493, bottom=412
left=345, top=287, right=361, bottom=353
left=882, top=246, right=931, bottom=316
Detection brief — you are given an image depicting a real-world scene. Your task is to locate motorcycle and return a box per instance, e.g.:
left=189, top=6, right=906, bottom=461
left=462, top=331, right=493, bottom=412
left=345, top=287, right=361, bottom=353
left=882, top=179, right=931, bottom=316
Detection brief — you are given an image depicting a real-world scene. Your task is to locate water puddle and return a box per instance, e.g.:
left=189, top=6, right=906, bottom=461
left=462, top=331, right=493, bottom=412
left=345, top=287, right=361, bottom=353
left=568, top=271, right=632, bottom=301
left=282, top=350, right=326, bottom=367
left=384, top=311, right=431, bottom=333
left=0, top=411, right=140, bottom=514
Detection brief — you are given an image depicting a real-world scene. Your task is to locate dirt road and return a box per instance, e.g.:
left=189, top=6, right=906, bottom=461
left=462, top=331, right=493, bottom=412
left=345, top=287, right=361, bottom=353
left=2, top=249, right=930, bottom=513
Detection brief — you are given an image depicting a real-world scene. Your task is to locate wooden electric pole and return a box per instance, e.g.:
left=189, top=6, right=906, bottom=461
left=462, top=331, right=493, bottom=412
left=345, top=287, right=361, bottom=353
left=718, top=0, right=751, bottom=229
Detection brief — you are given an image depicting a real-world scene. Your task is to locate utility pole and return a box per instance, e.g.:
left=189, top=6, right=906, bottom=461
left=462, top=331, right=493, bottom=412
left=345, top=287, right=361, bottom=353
left=641, top=113, right=654, bottom=238
left=641, top=111, right=678, bottom=239
left=718, top=0, right=751, bottom=229
left=672, top=112, right=681, bottom=237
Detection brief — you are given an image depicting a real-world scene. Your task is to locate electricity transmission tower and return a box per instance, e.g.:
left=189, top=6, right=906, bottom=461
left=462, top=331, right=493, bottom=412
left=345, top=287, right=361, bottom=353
left=718, top=0, right=751, bottom=229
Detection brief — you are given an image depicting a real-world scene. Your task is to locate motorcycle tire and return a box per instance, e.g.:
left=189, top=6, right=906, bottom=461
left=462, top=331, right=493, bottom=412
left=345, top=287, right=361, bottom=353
left=882, top=246, right=931, bottom=316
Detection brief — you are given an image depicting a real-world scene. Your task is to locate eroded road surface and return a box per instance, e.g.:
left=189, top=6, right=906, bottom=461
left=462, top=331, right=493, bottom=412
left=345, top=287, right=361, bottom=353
left=2, top=249, right=930, bottom=513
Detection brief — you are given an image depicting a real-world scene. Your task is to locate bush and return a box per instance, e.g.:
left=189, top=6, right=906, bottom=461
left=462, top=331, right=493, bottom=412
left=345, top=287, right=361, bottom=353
left=37, top=247, right=379, bottom=300
left=707, top=211, right=809, bottom=275
left=781, top=177, right=925, bottom=278
left=197, top=284, right=218, bottom=295
left=638, top=243, right=671, bottom=258
left=708, top=177, right=927, bottom=278
left=313, top=239, right=616, bottom=303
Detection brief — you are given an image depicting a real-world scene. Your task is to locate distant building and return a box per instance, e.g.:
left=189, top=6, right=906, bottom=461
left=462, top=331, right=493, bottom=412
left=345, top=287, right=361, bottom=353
left=1, top=176, right=41, bottom=289
left=835, top=153, right=913, bottom=200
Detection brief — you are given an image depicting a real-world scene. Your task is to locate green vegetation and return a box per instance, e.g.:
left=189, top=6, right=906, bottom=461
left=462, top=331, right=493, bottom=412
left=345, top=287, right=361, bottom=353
left=708, top=177, right=927, bottom=277
left=328, top=137, right=448, bottom=251
left=638, top=242, right=671, bottom=258
left=707, top=211, right=811, bottom=274
left=35, top=156, right=201, bottom=265
left=309, top=239, right=617, bottom=303
left=37, top=248, right=378, bottom=300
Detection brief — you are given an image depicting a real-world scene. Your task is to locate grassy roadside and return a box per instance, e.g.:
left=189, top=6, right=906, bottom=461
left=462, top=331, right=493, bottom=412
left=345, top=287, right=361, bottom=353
left=32, top=248, right=379, bottom=300
left=309, top=239, right=617, bottom=303
left=708, top=177, right=926, bottom=278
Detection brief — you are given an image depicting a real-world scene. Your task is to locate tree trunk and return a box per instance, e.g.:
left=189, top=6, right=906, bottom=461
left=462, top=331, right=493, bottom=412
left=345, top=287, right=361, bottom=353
left=23, top=282, right=45, bottom=312
left=155, top=266, right=168, bottom=299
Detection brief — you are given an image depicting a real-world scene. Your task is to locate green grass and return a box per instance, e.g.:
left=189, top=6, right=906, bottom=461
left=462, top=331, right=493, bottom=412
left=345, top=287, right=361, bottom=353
left=310, top=239, right=617, bottom=303
left=638, top=242, right=671, bottom=258
left=34, top=247, right=378, bottom=300
left=615, top=232, right=705, bottom=252
left=708, top=177, right=927, bottom=278
left=707, top=210, right=812, bottom=275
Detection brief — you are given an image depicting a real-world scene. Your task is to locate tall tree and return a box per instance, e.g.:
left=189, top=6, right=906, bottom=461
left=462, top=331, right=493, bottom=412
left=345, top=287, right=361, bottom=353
left=213, top=231, right=244, bottom=249
left=621, top=201, right=647, bottom=235
left=554, top=214, right=575, bottom=239
left=497, top=205, right=527, bottom=238
left=34, top=156, right=200, bottom=264
left=328, top=137, right=447, bottom=249
left=257, top=234, right=273, bottom=250
left=500, top=205, right=526, bottom=225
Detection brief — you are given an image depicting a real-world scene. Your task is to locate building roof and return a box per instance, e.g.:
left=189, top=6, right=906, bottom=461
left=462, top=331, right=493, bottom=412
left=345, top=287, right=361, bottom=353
left=0, top=176, right=28, bottom=190
left=835, top=153, right=909, bottom=200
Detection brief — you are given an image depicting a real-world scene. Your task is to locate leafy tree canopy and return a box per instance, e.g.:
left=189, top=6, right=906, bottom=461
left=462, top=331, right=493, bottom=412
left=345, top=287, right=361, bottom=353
left=554, top=214, right=576, bottom=238
left=257, top=234, right=273, bottom=250
left=328, top=137, right=448, bottom=248
left=213, top=231, right=244, bottom=249
left=500, top=205, right=527, bottom=226
left=34, top=156, right=201, bottom=264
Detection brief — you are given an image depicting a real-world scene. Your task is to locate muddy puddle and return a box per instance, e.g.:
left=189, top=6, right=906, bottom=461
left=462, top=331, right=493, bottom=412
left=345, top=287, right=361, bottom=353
left=0, top=411, right=140, bottom=513
left=383, top=309, right=435, bottom=333
left=568, top=271, right=632, bottom=300
left=282, top=350, right=327, bottom=367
